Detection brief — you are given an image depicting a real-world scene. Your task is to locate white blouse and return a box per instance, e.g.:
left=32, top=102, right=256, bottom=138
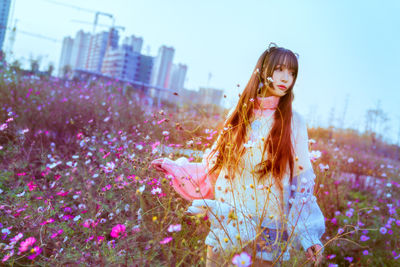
left=202, top=107, right=325, bottom=258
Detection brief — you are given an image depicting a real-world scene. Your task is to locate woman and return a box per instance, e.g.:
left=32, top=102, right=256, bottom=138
left=151, top=43, right=325, bottom=266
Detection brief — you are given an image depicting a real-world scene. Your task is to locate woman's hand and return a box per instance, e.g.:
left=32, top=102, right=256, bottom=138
left=150, top=158, right=165, bottom=172
left=306, top=244, right=323, bottom=266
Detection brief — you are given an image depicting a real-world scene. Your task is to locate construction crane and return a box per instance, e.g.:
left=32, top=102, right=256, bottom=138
left=70, top=19, right=125, bottom=32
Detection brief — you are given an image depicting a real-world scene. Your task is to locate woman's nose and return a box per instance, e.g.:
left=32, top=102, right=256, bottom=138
left=281, top=70, right=289, bottom=81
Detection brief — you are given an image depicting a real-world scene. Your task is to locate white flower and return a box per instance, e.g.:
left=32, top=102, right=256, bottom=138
left=309, top=150, right=321, bottom=162
left=319, top=163, right=329, bottom=171
left=151, top=187, right=162, bottom=195
left=138, top=185, right=145, bottom=193
left=136, top=144, right=143, bottom=150
left=137, top=208, right=142, bottom=222
left=162, top=131, right=169, bottom=136
left=308, top=138, right=316, bottom=144
left=16, top=191, right=25, bottom=197
left=266, top=77, right=274, bottom=83
left=72, top=155, right=79, bottom=159
left=66, top=161, right=77, bottom=168
left=167, top=224, right=182, bottom=233
left=104, top=162, right=115, bottom=173
left=104, top=116, right=110, bottom=122
left=73, top=215, right=81, bottom=221
left=92, top=173, right=99, bottom=178
left=2, top=228, right=11, bottom=235
left=347, top=157, right=354, bottom=163
left=231, top=251, right=252, bottom=267
left=48, top=161, right=62, bottom=169
left=186, top=140, right=194, bottom=146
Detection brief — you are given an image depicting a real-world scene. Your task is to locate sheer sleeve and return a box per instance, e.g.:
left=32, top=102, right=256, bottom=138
left=151, top=107, right=235, bottom=201
left=287, top=113, right=326, bottom=253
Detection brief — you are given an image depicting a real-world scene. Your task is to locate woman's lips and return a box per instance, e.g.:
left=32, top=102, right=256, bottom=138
left=277, top=85, right=287, bottom=89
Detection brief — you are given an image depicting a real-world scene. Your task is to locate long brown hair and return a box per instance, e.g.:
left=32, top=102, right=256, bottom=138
left=206, top=43, right=299, bottom=194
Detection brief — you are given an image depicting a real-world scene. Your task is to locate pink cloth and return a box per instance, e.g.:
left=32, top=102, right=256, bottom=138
left=150, top=95, right=280, bottom=201
left=150, top=157, right=217, bottom=201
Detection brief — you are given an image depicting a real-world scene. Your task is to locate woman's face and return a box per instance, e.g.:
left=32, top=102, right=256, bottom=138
left=268, top=64, right=295, bottom=97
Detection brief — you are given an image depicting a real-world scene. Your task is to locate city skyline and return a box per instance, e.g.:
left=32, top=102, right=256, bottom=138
left=58, top=27, right=189, bottom=98
left=3, top=0, right=400, bottom=144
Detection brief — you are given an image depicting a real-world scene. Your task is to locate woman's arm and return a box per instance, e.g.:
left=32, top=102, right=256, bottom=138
left=286, top=113, right=326, bottom=254
left=150, top=107, right=234, bottom=201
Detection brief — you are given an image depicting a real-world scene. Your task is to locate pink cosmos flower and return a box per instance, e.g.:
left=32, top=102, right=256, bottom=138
left=362, top=250, right=369, bottom=255
left=2, top=250, right=14, bottom=262
left=344, top=256, right=353, bottom=263
left=50, top=229, right=63, bottom=239
left=97, top=236, right=105, bottom=244
left=40, top=218, right=55, bottom=225
left=102, top=184, right=112, bottom=191
left=27, top=181, right=38, bottom=191
left=360, top=235, right=370, bottom=241
left=159, top=237, right=173, bottom=244
left=19, top=237, right=36, bottom=254
left=232, top=251, right=252, bottom=267
left=380, top=227, right=387, bottom=234
left=110, top=224, right=126, bottom=238
left=104, top=162, right=115, bottom=173
left=10, top=233, right=23, bottom=244
left=56, top=190, right=69, bottom=196
left=83, top=219, right=95, bottom=228
left=27, top=246, right=42, bottom=260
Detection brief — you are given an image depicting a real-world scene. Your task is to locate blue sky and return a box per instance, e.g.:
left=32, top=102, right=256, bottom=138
left=6, top=0, right=400, bottom=144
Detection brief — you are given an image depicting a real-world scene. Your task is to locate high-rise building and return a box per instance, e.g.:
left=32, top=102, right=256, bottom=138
left=58, top=36, right=74, bottom=77
left=101, top=44, right=154, bottom=85
left=137, top=54, right=153, bottom=84
left=86, top=28, right=119, bottom=73
left=150, top=45, right=174, bottom=88
left=0, top=0, right=11, bottom=51
left=168, top=63, right=187, bottom=92
left=123, top=35, right=143, bottom=53
left=70, top=30, right=91, bottom=70
left=101, top=45, right=140, bottom=81
left=198, top=87, right=224, bottom=106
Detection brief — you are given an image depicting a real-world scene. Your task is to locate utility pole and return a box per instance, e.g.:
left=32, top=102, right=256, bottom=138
left=340, top=94, right=349, bottom=129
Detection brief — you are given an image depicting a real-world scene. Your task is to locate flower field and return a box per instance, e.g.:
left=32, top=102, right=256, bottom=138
left=0, top=68, right=399, bottom=266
